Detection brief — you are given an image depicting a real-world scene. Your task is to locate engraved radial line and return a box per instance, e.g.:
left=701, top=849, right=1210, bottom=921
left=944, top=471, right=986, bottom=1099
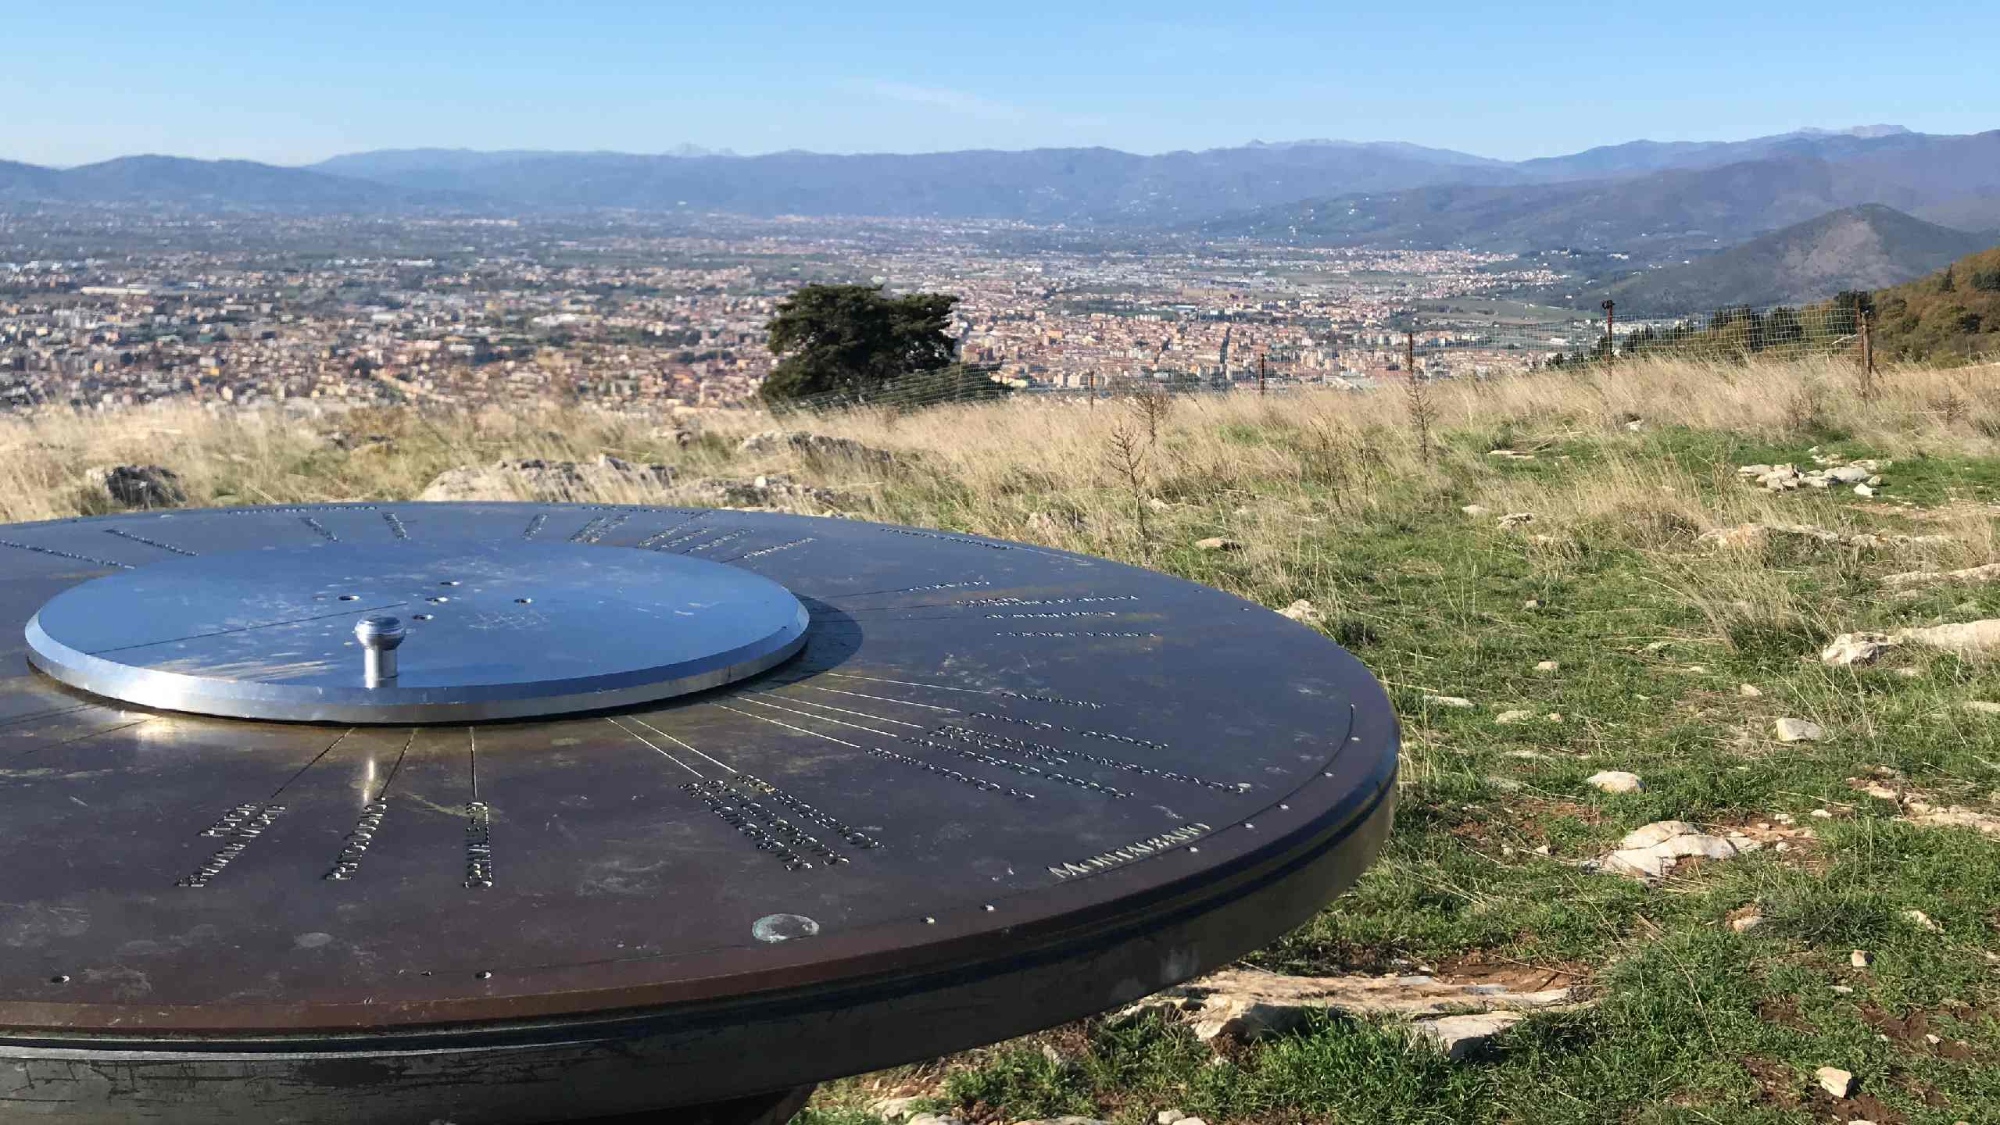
left=712, top=703, right=863, bottom=749
left=0, top=703, right=98, bottom=731
left=83, top=600, right=412, bottom=656
left=606, top=717, right=704, bottom=777
left=269, top=729, right=355, bottom=800
left=624, top=716, right=735, bottom=774
left=374, top=730, right=417, bottom=802
left=0, top=538, right=132, bottom=569
left=733, top=696, right=904, bottom=738
left=467, top=727, right=479, bottom=799
left=797, top=684, right=958, bottom=713
left=743, top=690, right=926, bottom=729
left=822, top=671, right=1021, bottom=698
left=6, top=717, right=154, bottom=759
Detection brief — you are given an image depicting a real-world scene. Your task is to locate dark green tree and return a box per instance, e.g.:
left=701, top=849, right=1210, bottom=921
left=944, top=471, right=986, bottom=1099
left=1940, top=266, right=1956, bottom=293
left=760, top=284, right=960, bottom=402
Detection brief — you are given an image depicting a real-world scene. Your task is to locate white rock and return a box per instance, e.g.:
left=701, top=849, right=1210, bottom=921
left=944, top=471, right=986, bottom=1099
left=1157, top=1112, right=1188, bottom=1125
left=1278, top=599, right=1320, bottom=623
left=1496, top=709, right=1535, bottom=725
left=1461, top=504, right=1492, bottom=517
left=1774, top=718, right=1826, bottom=742
left=1855, top=484, right=1875, bottom=497
left=1891, top=619, right=2000, bottom=660
left=1738, top=464, right=1772, bottom=477
left=1535, top=660, right=1560, bottom=673
left=1964, top=701, right=2000, bottom=715
left=1621, top=821, right=1699, bottom=849
left=1408, top=1012, right=1524, bottom=1061
left=1424, top=695, right=1475, bottom=709
left=1739, top=683, right=1763, bottom=698
left=1729, top=912, right=1765, bottom=933
left=1811, top=808, right=1835, bottom=819
left=1497, top=512, right=1536, bottom=529
left=1903, top=909, right=1943, bottom=933
left=1827, top=465, right=1871, bottom=484
left=1815, top=1066, right=1855, bottom=1099
left=907, top=1114, right=964, bottom=1125
left=1821, top=633, right=1895, bottom=667
left=1587, top=771, right=1644, bottom=795
left=1194, top=537, right=1243, bottom=552
left=1850, top=950, right=1872, bottom=968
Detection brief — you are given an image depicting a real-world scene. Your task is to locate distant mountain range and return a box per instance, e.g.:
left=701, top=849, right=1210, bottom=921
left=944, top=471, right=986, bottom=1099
left=0, top=125, right=1988, bottom=229
left=7, top=126, right=2000, bottom=313
left=1199, top=131, right=2000, bottom=259
left=1567, top=205, right=1989, bottom=315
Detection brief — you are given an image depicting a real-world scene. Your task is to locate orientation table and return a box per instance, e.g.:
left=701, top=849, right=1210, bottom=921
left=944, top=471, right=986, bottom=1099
left=0, top=503, right=1398, bottom=1123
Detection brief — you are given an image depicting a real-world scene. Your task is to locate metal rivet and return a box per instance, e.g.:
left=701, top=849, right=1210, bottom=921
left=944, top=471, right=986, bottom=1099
left=515, top=597, right=533, bottom=604
left=982, top=904, right=996, bottom=912
left=1187, top=846, right=1199, bottom=853
left=923, top=916, right=937, bottom=925
left=440, top=580, right=461, bottom=587
left=413, top=613, right=433, bottom=621
left=337, top=594, right=359, bottom=601
left=1243, top=823, right=1254, bottom=830
left=49, top=974, right=68, bottom=984
left=1279, top=803, right=1290, bottom=810
left=474, top=970, right=492, bottom=980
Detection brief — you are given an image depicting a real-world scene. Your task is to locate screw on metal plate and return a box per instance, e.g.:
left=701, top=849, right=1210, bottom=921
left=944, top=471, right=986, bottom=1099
left=354, top=616, right=407, bottom=688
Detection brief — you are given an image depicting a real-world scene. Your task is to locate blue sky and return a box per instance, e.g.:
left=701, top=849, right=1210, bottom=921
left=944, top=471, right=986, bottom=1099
left=5, top=1, right=1997, bottom=166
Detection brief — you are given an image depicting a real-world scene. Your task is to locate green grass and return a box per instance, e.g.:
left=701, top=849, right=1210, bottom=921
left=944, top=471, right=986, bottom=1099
left=798, top=411, right=2000, bottom=1125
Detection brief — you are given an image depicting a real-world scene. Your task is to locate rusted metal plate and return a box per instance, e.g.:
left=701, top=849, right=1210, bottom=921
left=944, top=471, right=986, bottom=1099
left=0, top=504, right=1398, bottom=1123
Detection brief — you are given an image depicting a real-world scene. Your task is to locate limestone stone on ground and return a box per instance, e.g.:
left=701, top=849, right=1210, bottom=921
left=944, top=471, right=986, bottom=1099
left=1774, top=718, right=1826, bottom=742
left=1496, top=709, right=1535, bottom=724
left=1194, top=537, right=1243, bottom=552
left=1424, top=695, right=1475, bottom=708
left=1409, top=1012, right=1525, bottom=1060
left=1594, top=820, right=1751, bottom=881
left=1821, top=633, right=1896, bottom=667
left=1461, top=504, right=1491, bottom=517
left=417, top=456, right=675, bottom=503
left=1904, top=909, right=1943, bottom=933
left=1739, top=683, right=1763, bottom=698
left=1279, top=599, right=1320, bottom=623
left=1883, top=562, right=2000, bottom=589
left=736, top=430, right=895, bottom=463
left=1114, top=965, right=1574, bottom=1047
left=1815, top=1066, right=1855, bottom=1098
left=1893, top=619, right=2000, bottom=660
left=869, top=1096, right=925, bottom=1122
left=1586, top=771, right=1644, bottom=795
left=1497, top=512, right=1535, bottom=529
left=1964, top=701, right=2000, bottom=715
left=1536, top=660, right=1560, bottom=673
left=82, top=464, right=187, bottom=509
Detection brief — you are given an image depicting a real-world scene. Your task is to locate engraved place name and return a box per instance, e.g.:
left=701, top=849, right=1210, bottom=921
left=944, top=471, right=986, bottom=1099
left=103, top=528, right=196, bottom=555
left=867, top=746, right=1033, bottom=800
left=325, top=799, right=388, bottom=881
left=683, top=529, right=749, bottom=553
left=0, top=538, right=133, bottom=570
left=463, top=801, right=494, bottom=888
left=1050, top=822, right=1211, bottom=880
left=683, top=780, right=845, bottom=871
left=300, top=516, right=338, bottom=542
left=996, top=631, right=1156, bottom=639
left=985, top=611, right=1122, bottom=620
left=178, top=803, right=287, bottom=887
left=1000, top=691, right=1104, bottom=711
left=969, top=712, right=1170, bottom=752
left=878, top=527, right=1011, bottom=551
left=964, top=595, right=1140, bottom=607
left=734, top=773, right=879, bottom=849
left=736, top=537, right=815, bottom=560
left=382, top=512, right=409, bottom=540
left=905, top=735, right=1131, bottom=799
left=224, top=505, right=377, bottom=514
left=569, top=513, right=630, bottom=544
left=648, top=526, right=726, bottom=551
left=522, top=513, right=548, bottom=539
left=932, top=724, right=1248, bottom=794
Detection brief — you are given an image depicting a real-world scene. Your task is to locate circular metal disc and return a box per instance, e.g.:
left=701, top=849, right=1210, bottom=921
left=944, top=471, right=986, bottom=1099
left=0, top=503, right=1398, bottom=1124
left=24, top=541, right=810, bottom=723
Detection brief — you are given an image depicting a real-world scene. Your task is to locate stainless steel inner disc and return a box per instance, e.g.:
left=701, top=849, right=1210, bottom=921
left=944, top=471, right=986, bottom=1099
left=23, top=540, right=810, bottom=723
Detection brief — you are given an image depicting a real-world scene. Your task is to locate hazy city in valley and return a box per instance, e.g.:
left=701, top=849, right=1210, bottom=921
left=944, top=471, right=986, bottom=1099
left=10, top=4, right=2000, bottom=1125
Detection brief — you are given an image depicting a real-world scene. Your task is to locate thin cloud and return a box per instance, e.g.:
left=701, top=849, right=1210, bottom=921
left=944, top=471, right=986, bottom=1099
left=866, top=81, right=1027, bottom=123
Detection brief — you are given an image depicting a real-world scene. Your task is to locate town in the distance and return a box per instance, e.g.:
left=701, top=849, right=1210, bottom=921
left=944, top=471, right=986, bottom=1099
left=3, top=124, right=1997, bottom=412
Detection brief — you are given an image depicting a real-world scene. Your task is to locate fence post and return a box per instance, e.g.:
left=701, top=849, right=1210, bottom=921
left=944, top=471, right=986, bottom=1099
left=1858, top=311, right=1876, bottom=400
left=1258, top=351, right=1267, bottom=397
left=1405, top=330, right=1415, bottom=382
left=1601, top=300, right=1616, bottom=367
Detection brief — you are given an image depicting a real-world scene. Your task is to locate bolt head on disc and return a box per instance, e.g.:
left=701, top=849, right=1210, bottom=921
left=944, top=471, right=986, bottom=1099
left=23, top=541, right=809, bottom=723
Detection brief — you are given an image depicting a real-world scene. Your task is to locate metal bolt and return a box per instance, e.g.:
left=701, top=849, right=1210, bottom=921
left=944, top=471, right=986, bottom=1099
left=354, top=616, right=406, bottom=687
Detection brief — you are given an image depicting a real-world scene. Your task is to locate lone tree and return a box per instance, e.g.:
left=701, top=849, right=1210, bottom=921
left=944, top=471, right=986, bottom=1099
left=760, top=284, right=959, bottom=403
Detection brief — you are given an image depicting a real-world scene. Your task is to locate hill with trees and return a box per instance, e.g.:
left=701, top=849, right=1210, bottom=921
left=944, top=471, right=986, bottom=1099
left=1870, top=243, right=2000, bottom=363
left=1574, top=205, right=1987, bottom=315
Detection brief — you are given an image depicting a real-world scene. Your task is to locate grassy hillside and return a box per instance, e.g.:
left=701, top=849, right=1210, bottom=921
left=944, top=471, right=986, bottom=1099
left=9, top=356, right=2000, bottom=1124
left=1874, top=244, right=2000, bottom=363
